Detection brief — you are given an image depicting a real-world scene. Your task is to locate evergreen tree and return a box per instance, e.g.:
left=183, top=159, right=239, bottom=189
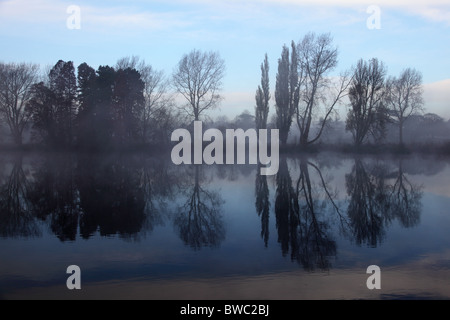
left=275, top=42, right=299, bottom=146
left=255, top=54, right=270, bottom=130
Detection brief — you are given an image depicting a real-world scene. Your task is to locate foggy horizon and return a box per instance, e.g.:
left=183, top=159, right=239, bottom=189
left=1, top=0, right=450, bottom=305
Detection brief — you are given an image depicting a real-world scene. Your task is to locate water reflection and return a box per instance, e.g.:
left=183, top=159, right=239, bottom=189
left=0, top=155, right=39, bottom=238
left=0, top=152, right=427, bottom=265
left=27, top=154, right=80, bottom=241
left=274, top=157, right=298, bottom=258
left=0, top=153, right=177, bottom=242
left=345, top=157, right=423, bottom=247
left=255, top=164, right=270, bottom=247
left=294, top=158, right=340, bottom=271
left=77, top=155, right=146, bottom=239
left=346, top=158, right=389, bottom=247
left=251, top=155, right=425, bottom=270
left=274, top=157, right=337, bottom=271
left=387, top=159, right=422, bottom=228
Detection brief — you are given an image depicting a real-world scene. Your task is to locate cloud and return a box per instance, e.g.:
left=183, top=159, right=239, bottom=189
left=0, top=0, right=66, bottom=22
left=2, top=0, right=450, bottom=30
left=423, top=79, right=450, bottom=120
left=417, top=6, right=450, bottom=25
left=81, top=9, right=190, bottom=33
left=0, top=0, right=192, bottom=33
left=224, top=0, right=450, bottom=25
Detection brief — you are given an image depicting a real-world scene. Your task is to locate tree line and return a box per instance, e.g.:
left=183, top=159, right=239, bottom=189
left=0, top=32, right=445, bottom=152
left=0, top=49, right=229, bottom=151
left=255, top=32, right=428, bottom=150
left=0, top=57, right=178, bottom=150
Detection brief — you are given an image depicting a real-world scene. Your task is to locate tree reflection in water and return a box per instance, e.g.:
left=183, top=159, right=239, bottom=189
left=0, top=153, right=425, bottom=264
left=294, top=158, right=340, bottom=271
left=28, top=153, right=80, bottom=241
left=0, top=153, right=176, bottom=242
left=273, top=157, right=338, bottom=271
left=174, top=165, right=225, bottom=250
left=387, top=159, right=422, bottom=228
left=255, top=164, right=270, bottom=247
left=0, top=155, right=40, bottom=238
left=257, top=155, right=423, bottom=270
left=346, top=157, right=423, bottom=247
left=346, top=158, right=388, bottom=247
left=76, top=155, right=146, bottom=239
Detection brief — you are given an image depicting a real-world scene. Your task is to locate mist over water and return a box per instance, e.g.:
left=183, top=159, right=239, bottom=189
left=1, top=42, right=449, bottom=301
left=0, top=151, right=449, bottom=299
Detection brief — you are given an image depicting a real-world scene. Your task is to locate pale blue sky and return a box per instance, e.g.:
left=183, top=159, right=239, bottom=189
left=1, top=0, right=449, bottom=119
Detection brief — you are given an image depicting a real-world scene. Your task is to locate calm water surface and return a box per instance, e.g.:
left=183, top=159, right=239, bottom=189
left=0, top=151, right=449, bottom=299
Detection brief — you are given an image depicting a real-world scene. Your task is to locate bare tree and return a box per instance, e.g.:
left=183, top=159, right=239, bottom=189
left=386, top=68, right=424, bottom=146
left=172, top=49, right=225, bottom=121
left=296, top=33, right=351, bottom=147
left=345, top=58, right=387, bottom=147
left=0, top=62, right=40, bottom=145
left=116, top=55, right=141, bottom=71
left=255, top=53, right=270, bottom=130
left=116, top=56, right=175, bottom=143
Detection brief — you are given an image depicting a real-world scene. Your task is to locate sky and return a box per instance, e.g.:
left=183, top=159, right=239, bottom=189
left=0, top=0, right=449, bottom=120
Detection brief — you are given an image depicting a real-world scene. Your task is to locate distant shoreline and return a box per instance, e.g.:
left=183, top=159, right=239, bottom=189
left=1, top=141, right=449, bottom=156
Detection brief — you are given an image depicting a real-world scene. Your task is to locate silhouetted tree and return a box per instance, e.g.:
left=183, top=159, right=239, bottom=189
left=296, top=33, right=351, bottom=147
left=0, top=62, right=39, bottom=145
left=419, top=113, right=448, bottom=143
left=89, top=65, right=116, bottom=149
left=28, top=60, right=77, bottom=148
left=49, top=60, right=77, bottom=146
left=76, top=63, right=145, bottom=150
left=234, top=110, right=255, bottom=130
left=111, top=67, right=145, bottom=147
left=346, top=58, right=387, bottom=147
left=275, top=43, right=298, bottom=146
left=386, top=68, right=424, bottom=146
left=173, top=49, right=225, bottom=121
left=27, top=82, right=59, bottom=146
left=76, top=62, right=97, bottom=148
left=255, top=53, right=270, bottom=130
left=116, top=56, right=175, bottom=144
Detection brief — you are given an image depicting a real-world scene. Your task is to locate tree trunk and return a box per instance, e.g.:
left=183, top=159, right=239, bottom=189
left=299, top=134, right=308, bottom=148
left=280, top=129, right=288, bottom=148
left=14, top=133, right=23, bottom=146
left=11, top=127, right=23, bottom=146
left=399, top=121, right=403, bottom=147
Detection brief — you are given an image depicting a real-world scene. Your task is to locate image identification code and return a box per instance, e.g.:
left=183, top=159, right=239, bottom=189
left=180, top=304, right=270, bottom=317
